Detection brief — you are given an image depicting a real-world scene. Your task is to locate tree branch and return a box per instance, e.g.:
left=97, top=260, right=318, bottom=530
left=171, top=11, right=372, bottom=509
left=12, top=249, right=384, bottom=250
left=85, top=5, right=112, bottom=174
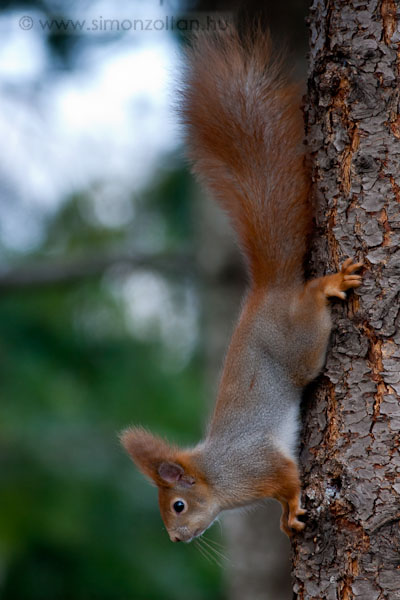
left=0, top=250, right=195, bottom=293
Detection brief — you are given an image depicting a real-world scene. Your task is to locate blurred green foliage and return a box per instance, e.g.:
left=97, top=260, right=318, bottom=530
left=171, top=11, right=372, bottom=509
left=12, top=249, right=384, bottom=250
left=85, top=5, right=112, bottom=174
left=0, top=169, right=224, bottom=599
left=1, top=0, right=225, bottom=596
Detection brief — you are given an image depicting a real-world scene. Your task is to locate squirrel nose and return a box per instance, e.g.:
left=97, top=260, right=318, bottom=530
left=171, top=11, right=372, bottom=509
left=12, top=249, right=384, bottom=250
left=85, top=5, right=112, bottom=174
left=174, top=536, right=181, bottom=542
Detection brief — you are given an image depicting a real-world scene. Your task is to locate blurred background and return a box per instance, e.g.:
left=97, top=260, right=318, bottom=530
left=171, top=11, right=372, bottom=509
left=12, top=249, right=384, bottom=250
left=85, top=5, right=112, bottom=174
left=0, top=0, right=309, bottom=598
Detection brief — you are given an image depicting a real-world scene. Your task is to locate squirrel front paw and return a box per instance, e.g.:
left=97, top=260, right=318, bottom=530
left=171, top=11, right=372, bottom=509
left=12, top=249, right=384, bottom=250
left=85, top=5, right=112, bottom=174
left=280, top=501, right=306, bottom=537
left=323, top=258, right=363, bottom=300
left=288, top=506, right=306, bottom=532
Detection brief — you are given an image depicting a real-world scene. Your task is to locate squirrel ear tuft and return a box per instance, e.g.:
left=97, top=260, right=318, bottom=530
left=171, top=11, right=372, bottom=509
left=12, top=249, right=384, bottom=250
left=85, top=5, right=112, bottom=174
left=119, top=427, right=175, bottom=485
left=119, top=427, right=196, bottom=488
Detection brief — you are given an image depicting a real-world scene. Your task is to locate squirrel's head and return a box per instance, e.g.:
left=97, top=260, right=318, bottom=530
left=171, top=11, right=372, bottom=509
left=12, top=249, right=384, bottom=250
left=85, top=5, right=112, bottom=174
left=120, top=427, right=220, bottom=543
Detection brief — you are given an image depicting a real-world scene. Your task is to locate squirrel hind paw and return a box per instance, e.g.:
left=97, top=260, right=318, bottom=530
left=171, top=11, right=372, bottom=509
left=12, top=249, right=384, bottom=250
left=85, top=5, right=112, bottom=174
left=324, top=258, right=363, bottom=300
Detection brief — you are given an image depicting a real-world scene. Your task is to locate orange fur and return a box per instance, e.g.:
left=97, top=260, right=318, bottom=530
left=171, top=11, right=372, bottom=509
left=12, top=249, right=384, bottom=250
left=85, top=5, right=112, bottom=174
left=255, top=455, right=306, bottom=536
left=180, top=27, right=312, bottom=288
left=120, top=27, right=364, bottom=543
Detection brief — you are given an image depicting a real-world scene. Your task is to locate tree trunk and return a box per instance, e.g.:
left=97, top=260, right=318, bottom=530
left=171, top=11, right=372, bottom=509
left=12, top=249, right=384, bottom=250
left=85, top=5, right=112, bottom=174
left=293, top=1, right=400, bottom=599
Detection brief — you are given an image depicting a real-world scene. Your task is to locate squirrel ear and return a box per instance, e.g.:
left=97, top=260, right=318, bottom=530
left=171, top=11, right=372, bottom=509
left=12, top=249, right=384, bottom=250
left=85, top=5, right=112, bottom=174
left=120, top=427, right=196, bottom=488
left=158, top=462, right=184, bottom=483
left=158, top=462, right=196, bottom=487
left=120, top=427, right=175, bottom=485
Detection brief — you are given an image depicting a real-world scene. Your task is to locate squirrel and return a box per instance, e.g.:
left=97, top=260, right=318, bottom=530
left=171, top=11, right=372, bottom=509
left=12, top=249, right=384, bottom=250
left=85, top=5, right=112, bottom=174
left=120, top=26, right=363, bottom=541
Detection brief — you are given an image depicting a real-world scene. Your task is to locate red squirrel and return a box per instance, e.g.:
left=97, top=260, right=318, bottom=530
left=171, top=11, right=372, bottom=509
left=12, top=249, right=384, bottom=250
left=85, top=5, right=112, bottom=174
left=120, top=27, right=363, bottom=541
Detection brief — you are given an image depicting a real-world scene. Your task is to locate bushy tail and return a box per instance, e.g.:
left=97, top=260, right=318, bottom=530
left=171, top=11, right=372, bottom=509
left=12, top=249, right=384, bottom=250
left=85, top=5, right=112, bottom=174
left=180, top=27, right=311, bottom=287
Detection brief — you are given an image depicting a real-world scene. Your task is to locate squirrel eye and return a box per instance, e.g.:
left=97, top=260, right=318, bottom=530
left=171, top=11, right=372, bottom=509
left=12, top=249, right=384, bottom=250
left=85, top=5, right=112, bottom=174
left=173, top=500, right=186, bottom=514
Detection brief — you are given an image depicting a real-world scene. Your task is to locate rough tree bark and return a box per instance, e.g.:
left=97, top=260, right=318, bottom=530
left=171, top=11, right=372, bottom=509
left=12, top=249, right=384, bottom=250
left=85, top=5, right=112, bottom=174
left=293, top=1, right=400, bottom=599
